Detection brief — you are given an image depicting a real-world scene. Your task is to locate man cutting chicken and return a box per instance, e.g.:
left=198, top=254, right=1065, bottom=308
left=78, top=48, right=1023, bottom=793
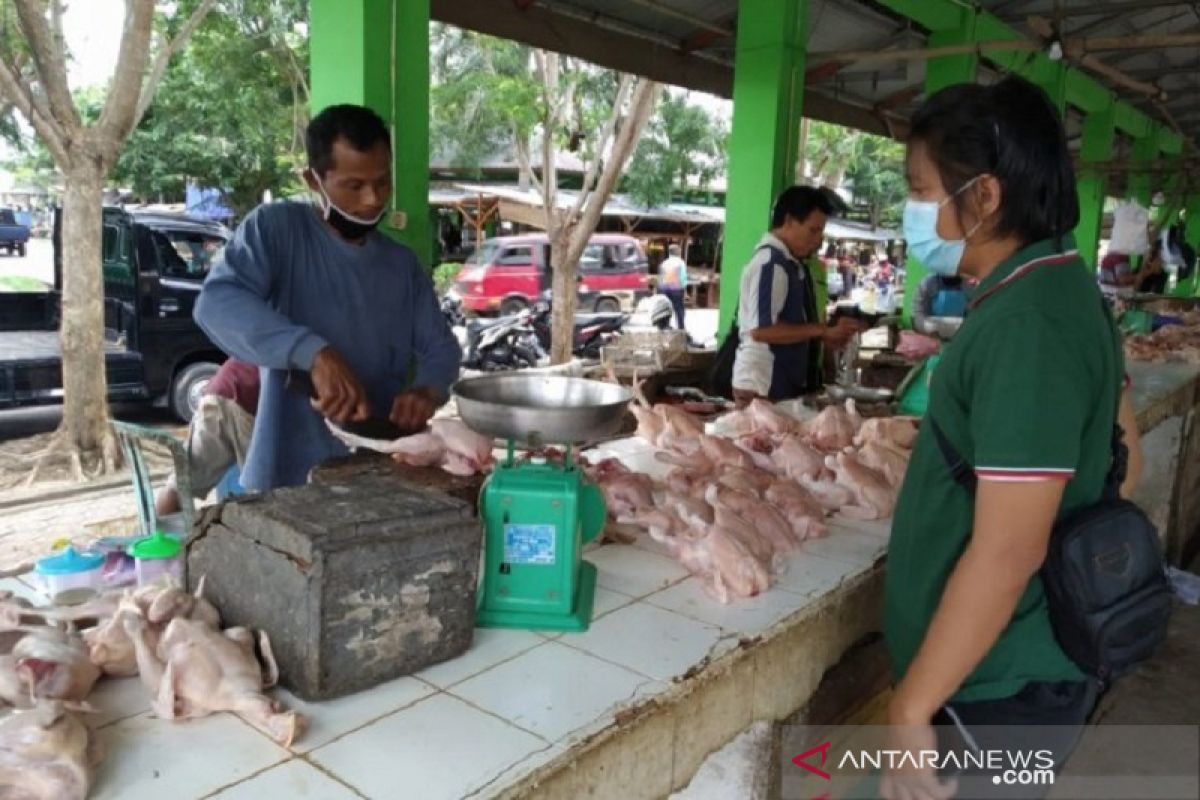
left=731, top=186, right=859, bottom=406
left=194, top=104, right=461, bottom=490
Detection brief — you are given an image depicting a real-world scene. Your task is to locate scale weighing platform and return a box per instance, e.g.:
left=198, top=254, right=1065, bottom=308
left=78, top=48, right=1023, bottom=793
left=454, top=375, right=632, bottom=632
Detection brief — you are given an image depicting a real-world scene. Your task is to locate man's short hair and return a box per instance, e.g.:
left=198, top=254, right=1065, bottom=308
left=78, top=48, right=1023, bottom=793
left=306, top=104, right=391, bottom=175
left=771, top=186, right=836, bottom=228
left=668, top=244, right=681, bottom=256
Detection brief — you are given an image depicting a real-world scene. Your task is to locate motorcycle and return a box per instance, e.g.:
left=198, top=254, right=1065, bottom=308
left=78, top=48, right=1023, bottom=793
left=441, top=293, right=471, bottom=353
left=529, top=293, right=628, bottom=360
left=460, top=308, right=542, bottom=371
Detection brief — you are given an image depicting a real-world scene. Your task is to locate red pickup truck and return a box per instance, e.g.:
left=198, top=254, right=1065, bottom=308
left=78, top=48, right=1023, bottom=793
left=454, top=233, right=650, bottom=315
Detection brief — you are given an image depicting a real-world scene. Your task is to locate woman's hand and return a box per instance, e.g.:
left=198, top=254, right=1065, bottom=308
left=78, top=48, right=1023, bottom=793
left=881, top=701, right=958, bottom=800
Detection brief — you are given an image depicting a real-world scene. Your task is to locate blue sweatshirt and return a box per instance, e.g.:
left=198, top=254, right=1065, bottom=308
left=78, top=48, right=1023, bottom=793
left=194, top=201, right=461, bottom=491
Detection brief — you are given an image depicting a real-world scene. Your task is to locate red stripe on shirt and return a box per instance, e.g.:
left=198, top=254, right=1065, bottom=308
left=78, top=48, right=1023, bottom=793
left=975, top=469, right=1074, bottom=482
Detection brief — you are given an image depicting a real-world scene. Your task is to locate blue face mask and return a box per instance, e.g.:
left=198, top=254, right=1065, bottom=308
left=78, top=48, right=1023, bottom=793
left=902, top=177, right=982, bottom=276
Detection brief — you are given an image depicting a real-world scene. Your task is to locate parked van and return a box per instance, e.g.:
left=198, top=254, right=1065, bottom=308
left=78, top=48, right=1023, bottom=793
left=454, top=233, right=650, bottom=315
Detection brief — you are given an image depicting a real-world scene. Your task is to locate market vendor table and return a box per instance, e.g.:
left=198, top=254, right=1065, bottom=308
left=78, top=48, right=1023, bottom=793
left=70, top=367, right=1200, bottom=800
left=71, top=430, right=888, bottom=800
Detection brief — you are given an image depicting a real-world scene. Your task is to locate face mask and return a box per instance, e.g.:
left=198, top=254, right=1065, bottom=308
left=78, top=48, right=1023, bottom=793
left=902, top=177, right=982, bottom=276
left=310, top=170, right=386, bottom=239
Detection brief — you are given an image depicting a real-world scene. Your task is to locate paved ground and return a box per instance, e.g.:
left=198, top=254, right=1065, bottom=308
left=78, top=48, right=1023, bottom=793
left=0, top=235, right=53, bottom=288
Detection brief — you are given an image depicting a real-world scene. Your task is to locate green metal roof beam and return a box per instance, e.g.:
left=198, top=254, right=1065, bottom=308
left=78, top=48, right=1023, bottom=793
left=873, top=0, right=1182, bottom=152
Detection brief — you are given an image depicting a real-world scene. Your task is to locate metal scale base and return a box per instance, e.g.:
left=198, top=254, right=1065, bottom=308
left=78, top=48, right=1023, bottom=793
left=455, top=374, right=631, bottom=634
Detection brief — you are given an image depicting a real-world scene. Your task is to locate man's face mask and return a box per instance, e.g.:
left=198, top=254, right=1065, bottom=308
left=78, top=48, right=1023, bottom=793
left=309, top=169, right=386, bottom=240
left=902, top=176, right=983, bottom=276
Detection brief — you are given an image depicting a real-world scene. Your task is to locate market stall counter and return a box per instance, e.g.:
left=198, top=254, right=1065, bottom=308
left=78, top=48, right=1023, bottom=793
left=16, top=364, right=1200, bottom=799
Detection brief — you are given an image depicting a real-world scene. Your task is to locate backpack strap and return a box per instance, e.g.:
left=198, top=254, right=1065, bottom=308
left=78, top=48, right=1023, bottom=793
left=930, top=417, right=978, bottom=494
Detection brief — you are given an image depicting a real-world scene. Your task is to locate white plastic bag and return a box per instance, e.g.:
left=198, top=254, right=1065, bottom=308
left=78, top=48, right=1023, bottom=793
left=1111, top=201, right=1150, bottom=255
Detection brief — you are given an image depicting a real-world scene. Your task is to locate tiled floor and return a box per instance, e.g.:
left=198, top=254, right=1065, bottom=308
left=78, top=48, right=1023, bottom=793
left=55, top=433, right=891, bottom=800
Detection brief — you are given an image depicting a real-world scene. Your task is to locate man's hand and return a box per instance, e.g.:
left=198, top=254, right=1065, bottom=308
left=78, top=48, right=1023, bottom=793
left=822, top=317, right=861, bottom=350
left=732, top=388, right=761, bottom=409
left=311, top=346, right=370, bottom=423
left=390, top=387, right=441, bottom=432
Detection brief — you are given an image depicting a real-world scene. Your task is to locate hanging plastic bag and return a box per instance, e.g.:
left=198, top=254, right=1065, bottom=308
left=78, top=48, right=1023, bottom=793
left=1110, top=201, right=1150, bottom=255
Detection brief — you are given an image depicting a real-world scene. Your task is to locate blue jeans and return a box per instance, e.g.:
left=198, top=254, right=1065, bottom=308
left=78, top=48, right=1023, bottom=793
left=662, top=287, right=686, bottom=330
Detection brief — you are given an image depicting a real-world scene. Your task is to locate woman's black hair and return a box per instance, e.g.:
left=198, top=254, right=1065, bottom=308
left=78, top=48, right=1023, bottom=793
left=908, top=75, right=1079, bottom=248
left=306, top=104, right=391, bottom=175
left=771, top=185, right=836, bottom=228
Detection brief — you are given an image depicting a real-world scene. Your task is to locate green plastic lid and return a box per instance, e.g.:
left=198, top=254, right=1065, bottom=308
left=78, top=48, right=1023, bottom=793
left=128, top=530, right=182, bottom=561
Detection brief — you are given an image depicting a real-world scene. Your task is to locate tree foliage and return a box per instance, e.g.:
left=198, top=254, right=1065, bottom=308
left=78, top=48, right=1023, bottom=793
left=803, top=120, right=906, bottom=229
left=112, top=0, right=309, bottom=215
left=844, top=134, right=906, bottom=228
left=624, top=89, right=726, bottom=208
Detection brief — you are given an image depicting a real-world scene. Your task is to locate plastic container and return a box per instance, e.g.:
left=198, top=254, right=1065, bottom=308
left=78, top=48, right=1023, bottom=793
left=34, top=546, right=106, bottom=602
left=128, top=530, right=185, bottom=587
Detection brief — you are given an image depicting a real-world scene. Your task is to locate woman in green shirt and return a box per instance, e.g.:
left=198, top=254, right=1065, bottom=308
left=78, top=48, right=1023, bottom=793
left=881, top=76, right=1139, bottom=800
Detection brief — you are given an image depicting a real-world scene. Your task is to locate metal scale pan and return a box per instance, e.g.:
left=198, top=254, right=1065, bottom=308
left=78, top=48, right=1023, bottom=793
left=453, top=375, right=632, bottom=448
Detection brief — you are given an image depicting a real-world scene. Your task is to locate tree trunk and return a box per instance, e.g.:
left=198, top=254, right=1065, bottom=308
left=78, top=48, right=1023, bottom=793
left=546, top=79, right=660, bottom=365
left=549, top=225, right=576, bottom=365
left=59, top=153, right=117, bottom=471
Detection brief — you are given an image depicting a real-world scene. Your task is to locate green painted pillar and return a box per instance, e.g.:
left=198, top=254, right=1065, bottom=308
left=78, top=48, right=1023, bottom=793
left=718, top=0, right=809, bottom=339
left=1074, top=108, right=1115, bottom=271
left=1127, top=135, right=1159, bottom=210
left=1029, top=59, right=1068, bottom=114
left=901, top=9, right=979, bottom=326
left=310, top=0, right=432, bottom=267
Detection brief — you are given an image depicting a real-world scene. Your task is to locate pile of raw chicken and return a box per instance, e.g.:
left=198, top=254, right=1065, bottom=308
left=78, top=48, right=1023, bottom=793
left=0, top=578, right=301, bottom=798
left=584, top=386, right=917, bottom=603
left=1125, top=313, right=1200, bottom=365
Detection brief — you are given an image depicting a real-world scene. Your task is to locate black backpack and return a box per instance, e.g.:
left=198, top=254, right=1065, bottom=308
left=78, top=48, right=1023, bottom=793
left=709, top=318, right=740, bottom=399
left=931, top=414, right=1172, bottom=685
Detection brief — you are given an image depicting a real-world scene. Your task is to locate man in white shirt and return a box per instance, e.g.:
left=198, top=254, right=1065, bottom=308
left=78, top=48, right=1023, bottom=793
left=732, top=186, right=859, bottom=406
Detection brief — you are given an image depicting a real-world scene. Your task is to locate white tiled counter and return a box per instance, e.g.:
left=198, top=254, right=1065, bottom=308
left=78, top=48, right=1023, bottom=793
left=8, top=436, right=891, bottom=800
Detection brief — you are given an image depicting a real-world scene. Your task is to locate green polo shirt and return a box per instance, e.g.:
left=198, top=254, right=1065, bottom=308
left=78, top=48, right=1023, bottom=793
left=884, top=238, right=1122, bottom=703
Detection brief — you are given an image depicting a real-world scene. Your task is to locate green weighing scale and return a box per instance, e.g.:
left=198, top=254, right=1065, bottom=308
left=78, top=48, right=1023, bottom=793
left=454, top=375, right=633, bottom=632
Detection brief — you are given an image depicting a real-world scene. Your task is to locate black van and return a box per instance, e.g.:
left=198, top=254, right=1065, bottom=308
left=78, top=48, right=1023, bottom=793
left=0, top=208, right=230, bottom=421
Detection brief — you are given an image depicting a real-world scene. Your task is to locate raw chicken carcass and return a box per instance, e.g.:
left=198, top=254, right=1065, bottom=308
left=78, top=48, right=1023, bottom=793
left=764, top=481, right=829, bottom=540
left=716, top=467, right=772, bottom=496
left=125, top=614, right=303, bottom=746
left=597, top=472, right=656, bottom=519
left=798, top=473, right=856, bottom=513
left=671, top=505, right=772, bottom=603
left=769, top=435, right=825, bottom=481
left=854, top=441, right=910, bottom=489
left=430, top=418, right=495, bottom=475
left=85, top=579, right=220, bottom=678
left=746, top=399, right=801, bottom=435
left=12, top=629, right=100, bottom=704
left=804, top=401, right=861, bottom=452
left=825, top=451, right=896, bottom=520
left=705, top=485, right=800, bottom=553
left=326, top=417, right=494, bottom=476
left=0, top=701, right=96, bottom=800
left=854, top=417, right=918, bottom=451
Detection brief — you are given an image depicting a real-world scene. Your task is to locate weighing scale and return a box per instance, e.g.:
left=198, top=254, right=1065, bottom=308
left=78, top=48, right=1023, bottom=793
left=454, top=375, right=633, bottom=632
left=827, top=306, right=897, bottom=404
